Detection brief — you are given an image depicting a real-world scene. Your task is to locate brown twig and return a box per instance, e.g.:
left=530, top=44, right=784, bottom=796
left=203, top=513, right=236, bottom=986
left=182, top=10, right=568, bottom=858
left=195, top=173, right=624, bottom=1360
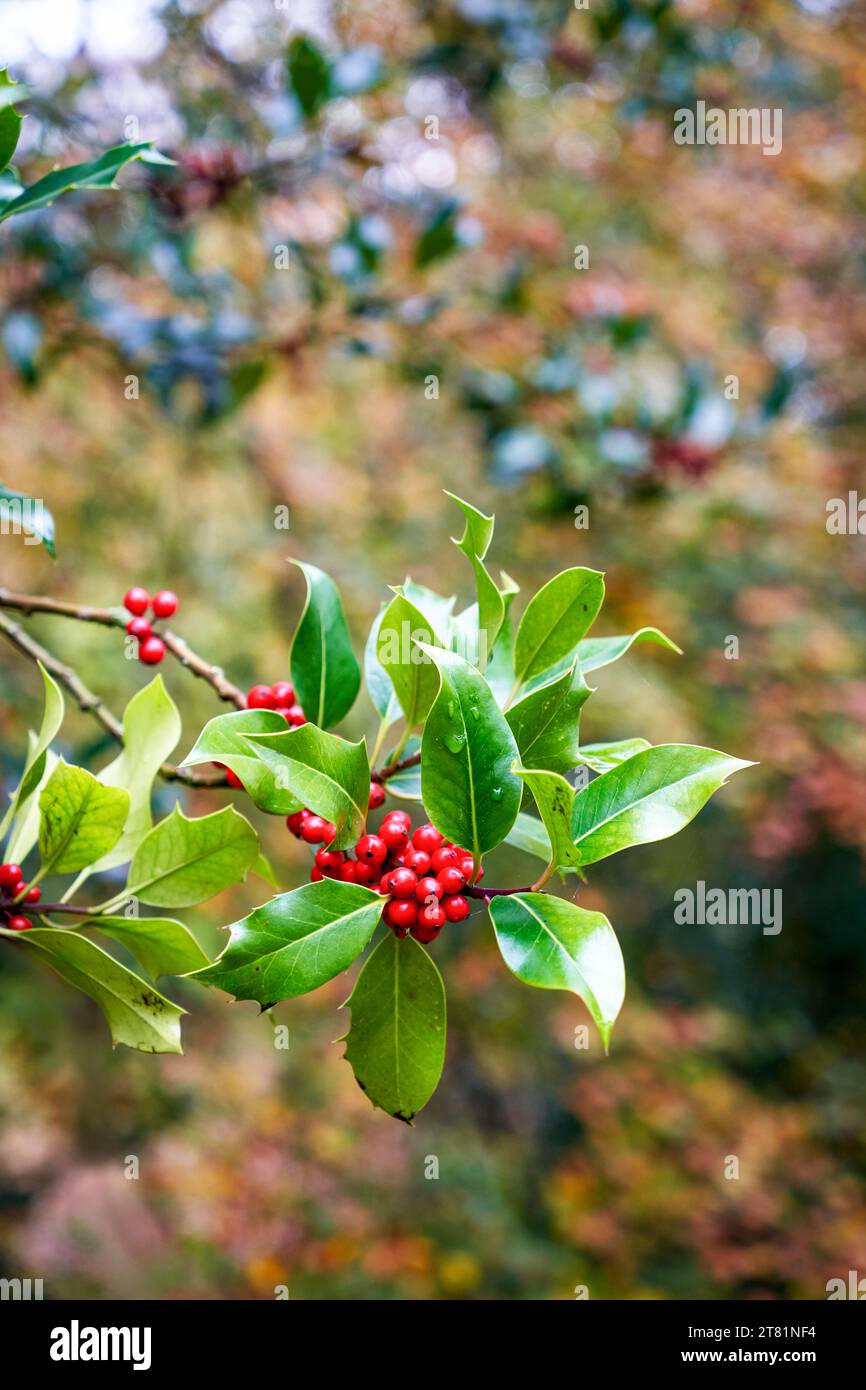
left=0, top=610, right=227, bottom=787
left=159, top=629, right=247, bottom=708
left=373, top=751, right=421, bottom=784
left=0, top=588, right=247, bottom=709
left=0, top=589, right=119, bottom=627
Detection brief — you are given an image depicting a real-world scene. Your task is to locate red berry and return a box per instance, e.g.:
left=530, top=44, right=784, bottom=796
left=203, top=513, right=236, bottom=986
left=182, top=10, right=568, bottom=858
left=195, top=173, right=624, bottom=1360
left=7, top=915, right=31, bottom=932
left=270, top=681, right=295, bottom=705
left=152, top=590, right=178, bottom=619
left=384, top=809, right=411, bottom=829
left=123, top=587, right=150, bottom=616
left=411, top=922, right=440, bottom=944
left=458, top=856, right=475, bottom=879
left=437, top=865, right=466, bottom=896
left=224, top=768, right=244, bottom=790
left=403, top=849, right=431, bottom=876
left=284, top=704, right=305, bottom=726
left=419, top=902, right=446, bottom=928
left=138, top=636, right=166, bottom=665
left=412, top=902, right=446, bottom=941
left=384, top=899, right=417, bottom=932
left=301, top=816, right=329, bottom=844
left=444, top=894, right=470, bottom=922
left=126, top=616, right=152, bottom=641
left=368, top=782, right=386, bottom=809
left=353, top=861, right=376, bottom=885
left=23, top=886, right=41, bottom=905
left=416, top=876, right=444, bottom=904
left=0, top=864, right=24, bottom=891
left=286, top=810, right=307, bottom=836
left=380, top=821, right=409, bottom=854
left=310, top=867, right=324, bottom=882
left=315, top=848, right=344, bottom=875
left=247, top=684, right=275, bottom=710
left=431, top=846, right=459, bottom=873
left=382, top=867, right=417, bottom=899
left=355, top=834, right=388, bottom=866
left=412, top=823, right=443, bottom=855
left=340, top=860, right=358, bottom=882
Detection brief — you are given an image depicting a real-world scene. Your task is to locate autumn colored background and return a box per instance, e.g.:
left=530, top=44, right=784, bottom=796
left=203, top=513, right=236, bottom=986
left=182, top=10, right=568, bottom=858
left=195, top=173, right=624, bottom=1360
left=1, top=0, right=864, bottom=1299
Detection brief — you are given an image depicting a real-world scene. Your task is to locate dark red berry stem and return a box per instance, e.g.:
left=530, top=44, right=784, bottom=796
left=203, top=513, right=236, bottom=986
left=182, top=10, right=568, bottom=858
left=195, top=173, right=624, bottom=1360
left=464, top=884, right=535, bottom=898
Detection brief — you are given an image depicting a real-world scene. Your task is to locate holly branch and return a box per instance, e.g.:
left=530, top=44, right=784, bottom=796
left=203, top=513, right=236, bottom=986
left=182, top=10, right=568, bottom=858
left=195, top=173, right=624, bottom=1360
left=0, top=589, right=243, bottom=787
left=0, top=588, right=419, bottom=787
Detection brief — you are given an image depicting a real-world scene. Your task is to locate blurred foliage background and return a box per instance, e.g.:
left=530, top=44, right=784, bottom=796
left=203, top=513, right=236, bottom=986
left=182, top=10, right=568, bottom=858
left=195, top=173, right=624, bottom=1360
left=1, top=0, right=864, bottom=1299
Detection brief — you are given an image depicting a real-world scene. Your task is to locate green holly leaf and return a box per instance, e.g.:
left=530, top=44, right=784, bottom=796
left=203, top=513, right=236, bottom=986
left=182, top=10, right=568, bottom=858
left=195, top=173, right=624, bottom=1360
left=192, top=879, right=384, bottom=1006
left=0, top=483, right=56, bottom=556
left=485, top=575, right=520, bottom=706
left=38, top=762, right=130, bottom=874
left=512, top=567, right=605, bottom=691
left=419, top=644, right=521, bottom=860
left=570, top=743, right=754, bottom=866
left=505, top=661, right=590, bottom=784
left=377, top=592, right=443, bottom=730
left=252, top=850, right=280, bottom=889
left=414, top=200, right=460, bottom=268
left=444, top=491, right=494, bottom=559
left=0, top=661, right=64, bottom=844
left=287, top=35, right=333, bottom=118
left=87, top=677, right=182, bottom=875
left=0, top=141, right=173, bottom=223
left=398, top=579, right=455, bottom=644
left=578, top=627, right=681, bottom=674
left=0, top=70, right=24, bottom=174
left=445, top=493, right=503, bottom=668
left=364, top=605, right=400, bottom=724
left=181, top=708, right=301, bottom=814
left=125, top=804, right=258, bottom=908
left=576, top=738, right=651, bottom=773
left=489, top=892, right=625, bottom=1049
left=244, top=724, right=370, bottom=850
left=2, top=927, right=183, bottom=1054
left=504, top=809, right=552, bottom=862
left=90, top=915, right=209, bottom=979
left=3, top=748, right=58, bottom=865
left=290, top=561, right=360, bottom=728
left=341, top=932, right=446, bottom=1122
left=514, top=767, right=583, bottom=873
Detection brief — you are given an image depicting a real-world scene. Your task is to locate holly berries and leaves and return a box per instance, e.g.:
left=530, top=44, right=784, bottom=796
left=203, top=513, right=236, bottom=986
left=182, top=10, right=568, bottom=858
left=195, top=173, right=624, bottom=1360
left=0, top=494, right=751, bottom=1119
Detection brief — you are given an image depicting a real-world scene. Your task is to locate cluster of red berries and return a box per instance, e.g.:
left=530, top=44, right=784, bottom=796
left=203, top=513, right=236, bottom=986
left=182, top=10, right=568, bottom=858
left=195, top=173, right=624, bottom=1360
left=123, top=587, right=178, bottom=666
left=0, top=863, right=41, bottom=932
left=245, top=681, right=306, bottom=726
left=216, top=681, right=308, bottom=790
left=287, top=801, right=478, bottom=945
